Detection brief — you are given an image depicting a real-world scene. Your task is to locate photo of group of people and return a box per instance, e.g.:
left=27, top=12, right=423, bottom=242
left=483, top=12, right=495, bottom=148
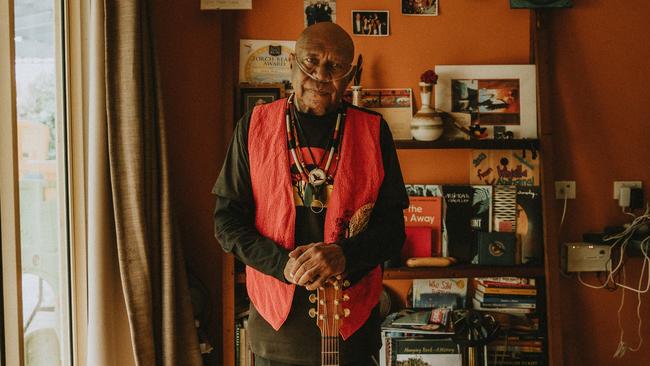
left=351, top=11, right=390, bottom=36
left=402, top=0, right=439, bottom=15
left=304, top=0, right=336, bottom=26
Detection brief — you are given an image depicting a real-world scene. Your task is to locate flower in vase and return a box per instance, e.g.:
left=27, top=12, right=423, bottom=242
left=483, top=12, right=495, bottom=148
left=420, top=69, right=438, bottom=85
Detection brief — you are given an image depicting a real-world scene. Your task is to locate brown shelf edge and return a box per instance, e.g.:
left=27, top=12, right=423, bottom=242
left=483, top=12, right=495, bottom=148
left=383, top=265, right=545, bottom=280
left=394, top=138, right=540, bottom=150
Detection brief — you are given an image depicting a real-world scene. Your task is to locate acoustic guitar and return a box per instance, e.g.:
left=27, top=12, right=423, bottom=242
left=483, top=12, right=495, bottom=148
left=307, top=203, right=371, bottom=365
left=309, top=279, right=350, bottom=366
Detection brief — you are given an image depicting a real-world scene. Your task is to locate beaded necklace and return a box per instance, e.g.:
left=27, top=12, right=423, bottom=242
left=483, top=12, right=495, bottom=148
left=286, top=94, right=345, bottom=213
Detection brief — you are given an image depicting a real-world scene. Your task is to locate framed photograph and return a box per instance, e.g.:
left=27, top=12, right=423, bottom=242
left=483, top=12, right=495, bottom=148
left=343, top=88, right=412, bottom=140
left=351, top=10, right=390, bottom=36
left=435, top=65, right=538, bottom=139
left=237, top=83, right=285, bottom=120
left=200, top=0, right=252, bottom=10
left=304, top=0, right=336, bottom=27
left=402, top=0, right=439, bottom=16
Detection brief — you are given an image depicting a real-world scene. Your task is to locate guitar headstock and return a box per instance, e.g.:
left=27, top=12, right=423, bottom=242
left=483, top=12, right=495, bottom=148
left=309, top=279, right=351, bottom=337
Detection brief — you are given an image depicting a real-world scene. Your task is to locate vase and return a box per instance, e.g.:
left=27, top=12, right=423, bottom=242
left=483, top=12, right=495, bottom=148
left=351, top=85, right=363, bottom=106
left=410, top=82, right=444, bottom=141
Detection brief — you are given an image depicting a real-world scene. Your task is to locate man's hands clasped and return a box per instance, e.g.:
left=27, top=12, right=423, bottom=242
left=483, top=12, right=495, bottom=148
left=283, top=242, right=346, bottom=291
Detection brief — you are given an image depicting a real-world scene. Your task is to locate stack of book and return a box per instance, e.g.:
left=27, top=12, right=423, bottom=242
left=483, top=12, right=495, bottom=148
left=484, top=331, right=546, bottom=366
left=380, top=311, right=460, bottom=366
left=472, top=277, right=537, bottom=315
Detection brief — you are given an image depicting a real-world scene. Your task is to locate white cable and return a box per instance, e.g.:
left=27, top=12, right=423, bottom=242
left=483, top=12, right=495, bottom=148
left=622, top=206, right=636, bottom=218
left=614, top=269, right=627, bottom=358
left=560, top=194, right=568, bottom=227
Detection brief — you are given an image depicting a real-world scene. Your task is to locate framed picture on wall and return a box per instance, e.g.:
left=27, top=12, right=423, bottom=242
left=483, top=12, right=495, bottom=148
left=434, top=65, right=538, bottom=139
left=237, top=83, right=286, bottom=120
left=402, top=0, right=439, bottom=16
left=351, top=10, right=390, bottom=36
left=200, top=0, right=252, bottom=10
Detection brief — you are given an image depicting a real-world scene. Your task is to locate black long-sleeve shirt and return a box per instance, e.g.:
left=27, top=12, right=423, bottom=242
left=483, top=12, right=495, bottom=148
left=212, top=103, right=408, bottom=365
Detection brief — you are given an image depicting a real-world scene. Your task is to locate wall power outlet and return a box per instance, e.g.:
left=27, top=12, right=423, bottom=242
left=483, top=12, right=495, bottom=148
left=555, top=181, right=576, bottom=199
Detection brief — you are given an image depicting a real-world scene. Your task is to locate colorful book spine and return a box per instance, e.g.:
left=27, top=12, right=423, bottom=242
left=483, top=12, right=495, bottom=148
left=403, top=192, right=444, bottom=258
left=475, top=284, right=537, bottom=295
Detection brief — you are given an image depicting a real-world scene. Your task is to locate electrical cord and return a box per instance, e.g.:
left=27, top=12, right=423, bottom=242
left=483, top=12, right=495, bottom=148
left=559, top=194, right=568, bottom=227
left=572, top=204, right=650, bottom=358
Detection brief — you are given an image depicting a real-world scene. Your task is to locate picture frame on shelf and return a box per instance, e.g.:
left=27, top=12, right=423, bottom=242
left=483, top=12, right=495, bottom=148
left=237, top=83, right=285, bottom=120
left=435, top=65, right=538, bottom=139
left=342, top=88, right=413, bottom=140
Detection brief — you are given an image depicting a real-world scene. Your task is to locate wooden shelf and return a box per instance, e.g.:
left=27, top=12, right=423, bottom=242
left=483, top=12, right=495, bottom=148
left=394, top=139, right=539, bottom=150
left=235, top=265, right=545, bottom=283
left=382, top=265, right=545, bottom=280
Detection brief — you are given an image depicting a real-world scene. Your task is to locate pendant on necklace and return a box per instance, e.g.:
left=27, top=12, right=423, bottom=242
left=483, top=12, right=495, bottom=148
left=308, top=168, right=327, bottom=187
left=310, top=199, right=324, bottom=214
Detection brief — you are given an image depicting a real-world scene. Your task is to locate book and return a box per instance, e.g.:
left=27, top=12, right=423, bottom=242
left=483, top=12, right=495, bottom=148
left=476, top=277, right=536, bottom=288
left=470, top=149, right=540, bottom=186
left=473, top=298, right=536, bottom=309
left=472, top=298, right=536, bottom=314
left=392, top=310, right=432, bottom=326
left=413, top=278, right=468, bottom=309
left=475, top=283, right=537, bottom=296
left=474, top=291, right=536, bottom=304
left=442, top=185, right=492, bottom=262
left=516, top=186, right=544, bottom=264
left=392, top=338, right=461, bottom=366
left=402, top=196, right=443, bottom=257
left=382, top=311, right=454, bottom=335
left=493, top=185, right=518, bottom=233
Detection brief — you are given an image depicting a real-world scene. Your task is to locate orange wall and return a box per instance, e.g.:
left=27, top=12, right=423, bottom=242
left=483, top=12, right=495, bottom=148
left=548, top=1, right=650, bottom=365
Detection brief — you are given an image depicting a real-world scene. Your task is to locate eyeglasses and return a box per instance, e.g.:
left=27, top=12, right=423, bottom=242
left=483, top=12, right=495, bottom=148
left=294, top=55, right=354, bottom=83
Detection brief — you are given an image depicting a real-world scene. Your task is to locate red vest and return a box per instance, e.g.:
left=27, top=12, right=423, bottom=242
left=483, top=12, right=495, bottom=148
left=246, top=98, right=385, bottom=339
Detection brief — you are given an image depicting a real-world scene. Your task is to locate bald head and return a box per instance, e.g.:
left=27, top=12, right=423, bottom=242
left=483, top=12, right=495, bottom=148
left=296, top=22, right=354, bottom=64
left=290, top=22, right=355, bottom=116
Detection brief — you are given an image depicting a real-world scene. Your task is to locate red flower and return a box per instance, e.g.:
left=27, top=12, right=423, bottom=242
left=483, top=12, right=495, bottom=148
left=420, top=69, right=438, bottom=84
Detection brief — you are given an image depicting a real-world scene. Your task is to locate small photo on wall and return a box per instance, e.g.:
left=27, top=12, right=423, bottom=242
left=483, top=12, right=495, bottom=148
left=304, top=0, right=336, bottom=27
left=402, top=0, right=439, bottom=16
left=351, top=10, right=390, bottom=36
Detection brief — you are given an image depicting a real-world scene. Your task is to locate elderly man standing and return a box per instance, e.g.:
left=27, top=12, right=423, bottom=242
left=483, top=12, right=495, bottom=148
left=213, top=22, right=408, bottom=366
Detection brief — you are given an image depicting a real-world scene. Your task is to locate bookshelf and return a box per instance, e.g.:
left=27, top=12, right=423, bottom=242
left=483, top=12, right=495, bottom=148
left=383, top=265, right=545, bottom=280
left=220, top=9, right=563, bottom=366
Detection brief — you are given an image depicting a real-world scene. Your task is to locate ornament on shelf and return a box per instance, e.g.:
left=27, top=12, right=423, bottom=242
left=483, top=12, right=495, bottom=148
left=469, top=123, right=488, bottom=139
left=351, top=55, right=363, bottom=107
left=410, top=69, right=443, bottom=141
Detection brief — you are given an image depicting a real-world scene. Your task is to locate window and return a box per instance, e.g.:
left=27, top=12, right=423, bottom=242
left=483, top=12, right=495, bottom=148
left=2, top=0, right=73, bottom=364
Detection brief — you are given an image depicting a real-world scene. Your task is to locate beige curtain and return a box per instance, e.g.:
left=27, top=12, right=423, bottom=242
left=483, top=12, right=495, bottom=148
left=87, top=1, right=202, bottom=365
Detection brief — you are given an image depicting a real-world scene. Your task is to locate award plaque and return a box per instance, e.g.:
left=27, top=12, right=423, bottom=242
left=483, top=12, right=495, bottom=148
left=239, top=39, right=295, bottom=83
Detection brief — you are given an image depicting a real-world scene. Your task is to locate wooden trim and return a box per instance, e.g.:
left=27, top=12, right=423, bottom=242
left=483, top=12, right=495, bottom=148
left=395, top=138, right=540, bottom=150
left=383, top=265, right=546, bottom=280
left=220, top=11, right=238, bottom=366
left=0, top=0, right=26, bottom=363
left=64, top=0, right=89, bottom=364
left=533, top=9, right=564, bottom=366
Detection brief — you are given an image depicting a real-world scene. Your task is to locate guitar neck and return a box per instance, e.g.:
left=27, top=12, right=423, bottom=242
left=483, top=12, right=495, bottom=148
left=321, top=335, right=339, bottom=366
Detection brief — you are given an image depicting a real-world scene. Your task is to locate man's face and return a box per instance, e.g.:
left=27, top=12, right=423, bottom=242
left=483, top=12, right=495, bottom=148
left=290, top=39, right=353, bottom=116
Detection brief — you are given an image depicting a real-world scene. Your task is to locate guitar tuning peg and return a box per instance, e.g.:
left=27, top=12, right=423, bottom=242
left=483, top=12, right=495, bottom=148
left=309, top=308, right=317, bottom=318
left=309, top=294, right=317, bottom=303
left=343, top=280, right=350, bottom=288
left=343, top=308, right=351, bottom=318
left=342, top=294, right=350, bottom=302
